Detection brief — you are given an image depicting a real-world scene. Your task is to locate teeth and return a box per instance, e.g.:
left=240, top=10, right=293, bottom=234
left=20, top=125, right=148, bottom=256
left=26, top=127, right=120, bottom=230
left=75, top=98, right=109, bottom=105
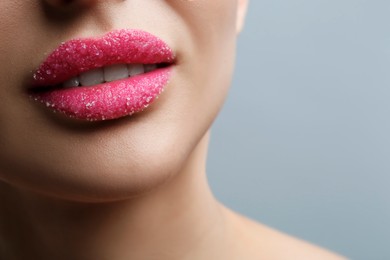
left=144, top=64, right=157, bottom=73
left=62, top=63, right=161, bottom=88
left=63, top=76, right=80, bottom=88
left=79, top=68, right=104, bottom=87
left=128, top=64, right=145, bottom=76
left=104, top=64, right=129, bottom=82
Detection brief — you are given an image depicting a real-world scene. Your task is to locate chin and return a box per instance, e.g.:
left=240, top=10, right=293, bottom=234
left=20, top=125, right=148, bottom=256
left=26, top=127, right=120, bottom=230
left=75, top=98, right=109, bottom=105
left=0, top=122, right=198, bottom=203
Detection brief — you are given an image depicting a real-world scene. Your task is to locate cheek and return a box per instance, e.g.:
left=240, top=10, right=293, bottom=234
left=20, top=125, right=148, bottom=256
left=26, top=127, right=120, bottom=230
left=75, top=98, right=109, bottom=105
left=170, top=0, right=238, bottom=49
left=170, top=0, right=239, bottom=118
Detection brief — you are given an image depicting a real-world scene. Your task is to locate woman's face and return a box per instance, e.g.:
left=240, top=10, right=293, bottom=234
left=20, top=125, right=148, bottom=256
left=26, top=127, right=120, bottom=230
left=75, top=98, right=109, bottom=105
left=0, top=0, right=247, bottom=201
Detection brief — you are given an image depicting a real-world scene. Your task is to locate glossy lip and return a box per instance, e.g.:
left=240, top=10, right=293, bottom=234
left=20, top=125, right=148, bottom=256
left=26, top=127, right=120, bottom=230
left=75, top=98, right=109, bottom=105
left=29, top=29, right=175, bottom=121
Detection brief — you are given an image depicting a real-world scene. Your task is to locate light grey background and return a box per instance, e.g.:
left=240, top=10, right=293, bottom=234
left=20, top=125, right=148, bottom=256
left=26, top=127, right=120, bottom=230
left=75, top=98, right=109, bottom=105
left=207, top=1, right=390, bottom=259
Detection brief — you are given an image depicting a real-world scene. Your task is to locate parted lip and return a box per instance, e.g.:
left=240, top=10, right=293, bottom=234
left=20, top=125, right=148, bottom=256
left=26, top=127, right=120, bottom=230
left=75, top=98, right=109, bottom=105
left=30, top=29, right=175, bottom=89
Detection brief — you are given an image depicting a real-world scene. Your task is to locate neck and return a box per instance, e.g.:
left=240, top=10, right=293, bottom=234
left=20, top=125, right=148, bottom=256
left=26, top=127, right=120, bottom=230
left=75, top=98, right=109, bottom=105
left=0, top=132, right=229, bottom=260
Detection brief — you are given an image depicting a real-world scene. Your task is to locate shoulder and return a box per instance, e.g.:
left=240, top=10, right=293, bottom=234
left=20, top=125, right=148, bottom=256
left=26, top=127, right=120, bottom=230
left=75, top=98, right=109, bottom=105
left=223, top=207, right=347, bottom=260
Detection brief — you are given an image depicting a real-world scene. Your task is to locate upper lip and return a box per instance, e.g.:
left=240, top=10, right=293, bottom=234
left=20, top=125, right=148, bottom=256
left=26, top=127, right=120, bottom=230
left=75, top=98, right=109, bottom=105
left=30, top=29, right=175, bottom=89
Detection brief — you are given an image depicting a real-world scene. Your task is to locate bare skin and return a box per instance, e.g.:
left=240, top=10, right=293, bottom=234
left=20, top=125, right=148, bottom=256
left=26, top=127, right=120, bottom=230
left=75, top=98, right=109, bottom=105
left=0, top=1, right=347, bottom=259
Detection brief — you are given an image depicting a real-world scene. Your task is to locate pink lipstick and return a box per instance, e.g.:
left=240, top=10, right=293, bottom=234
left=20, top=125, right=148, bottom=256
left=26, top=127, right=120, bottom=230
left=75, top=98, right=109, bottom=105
left=29, top=29, right=174, bottom=121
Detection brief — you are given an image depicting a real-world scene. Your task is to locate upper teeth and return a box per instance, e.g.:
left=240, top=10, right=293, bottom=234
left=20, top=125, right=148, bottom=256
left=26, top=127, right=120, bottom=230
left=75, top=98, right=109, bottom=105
left=63, top=63, right=158, bottom=88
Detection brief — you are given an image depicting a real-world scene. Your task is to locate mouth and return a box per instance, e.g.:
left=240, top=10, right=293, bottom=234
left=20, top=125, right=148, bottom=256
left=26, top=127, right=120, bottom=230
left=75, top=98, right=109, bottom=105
left=29, top=29, right=175, bottom=121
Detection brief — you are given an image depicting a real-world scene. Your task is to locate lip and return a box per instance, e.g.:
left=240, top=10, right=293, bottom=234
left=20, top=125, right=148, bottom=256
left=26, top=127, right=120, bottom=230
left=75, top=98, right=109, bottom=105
left=29, top=29, right=175, bottom=121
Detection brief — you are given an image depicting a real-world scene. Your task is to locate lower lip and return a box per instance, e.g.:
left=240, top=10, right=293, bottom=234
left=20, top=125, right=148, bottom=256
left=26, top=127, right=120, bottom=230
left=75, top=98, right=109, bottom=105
left=29, top=67, right=172, bottom=121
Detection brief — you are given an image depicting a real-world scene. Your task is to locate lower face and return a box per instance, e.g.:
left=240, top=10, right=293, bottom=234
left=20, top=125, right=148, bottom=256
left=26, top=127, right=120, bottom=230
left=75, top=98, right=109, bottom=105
left=0, top=0, right=240, bottom=201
